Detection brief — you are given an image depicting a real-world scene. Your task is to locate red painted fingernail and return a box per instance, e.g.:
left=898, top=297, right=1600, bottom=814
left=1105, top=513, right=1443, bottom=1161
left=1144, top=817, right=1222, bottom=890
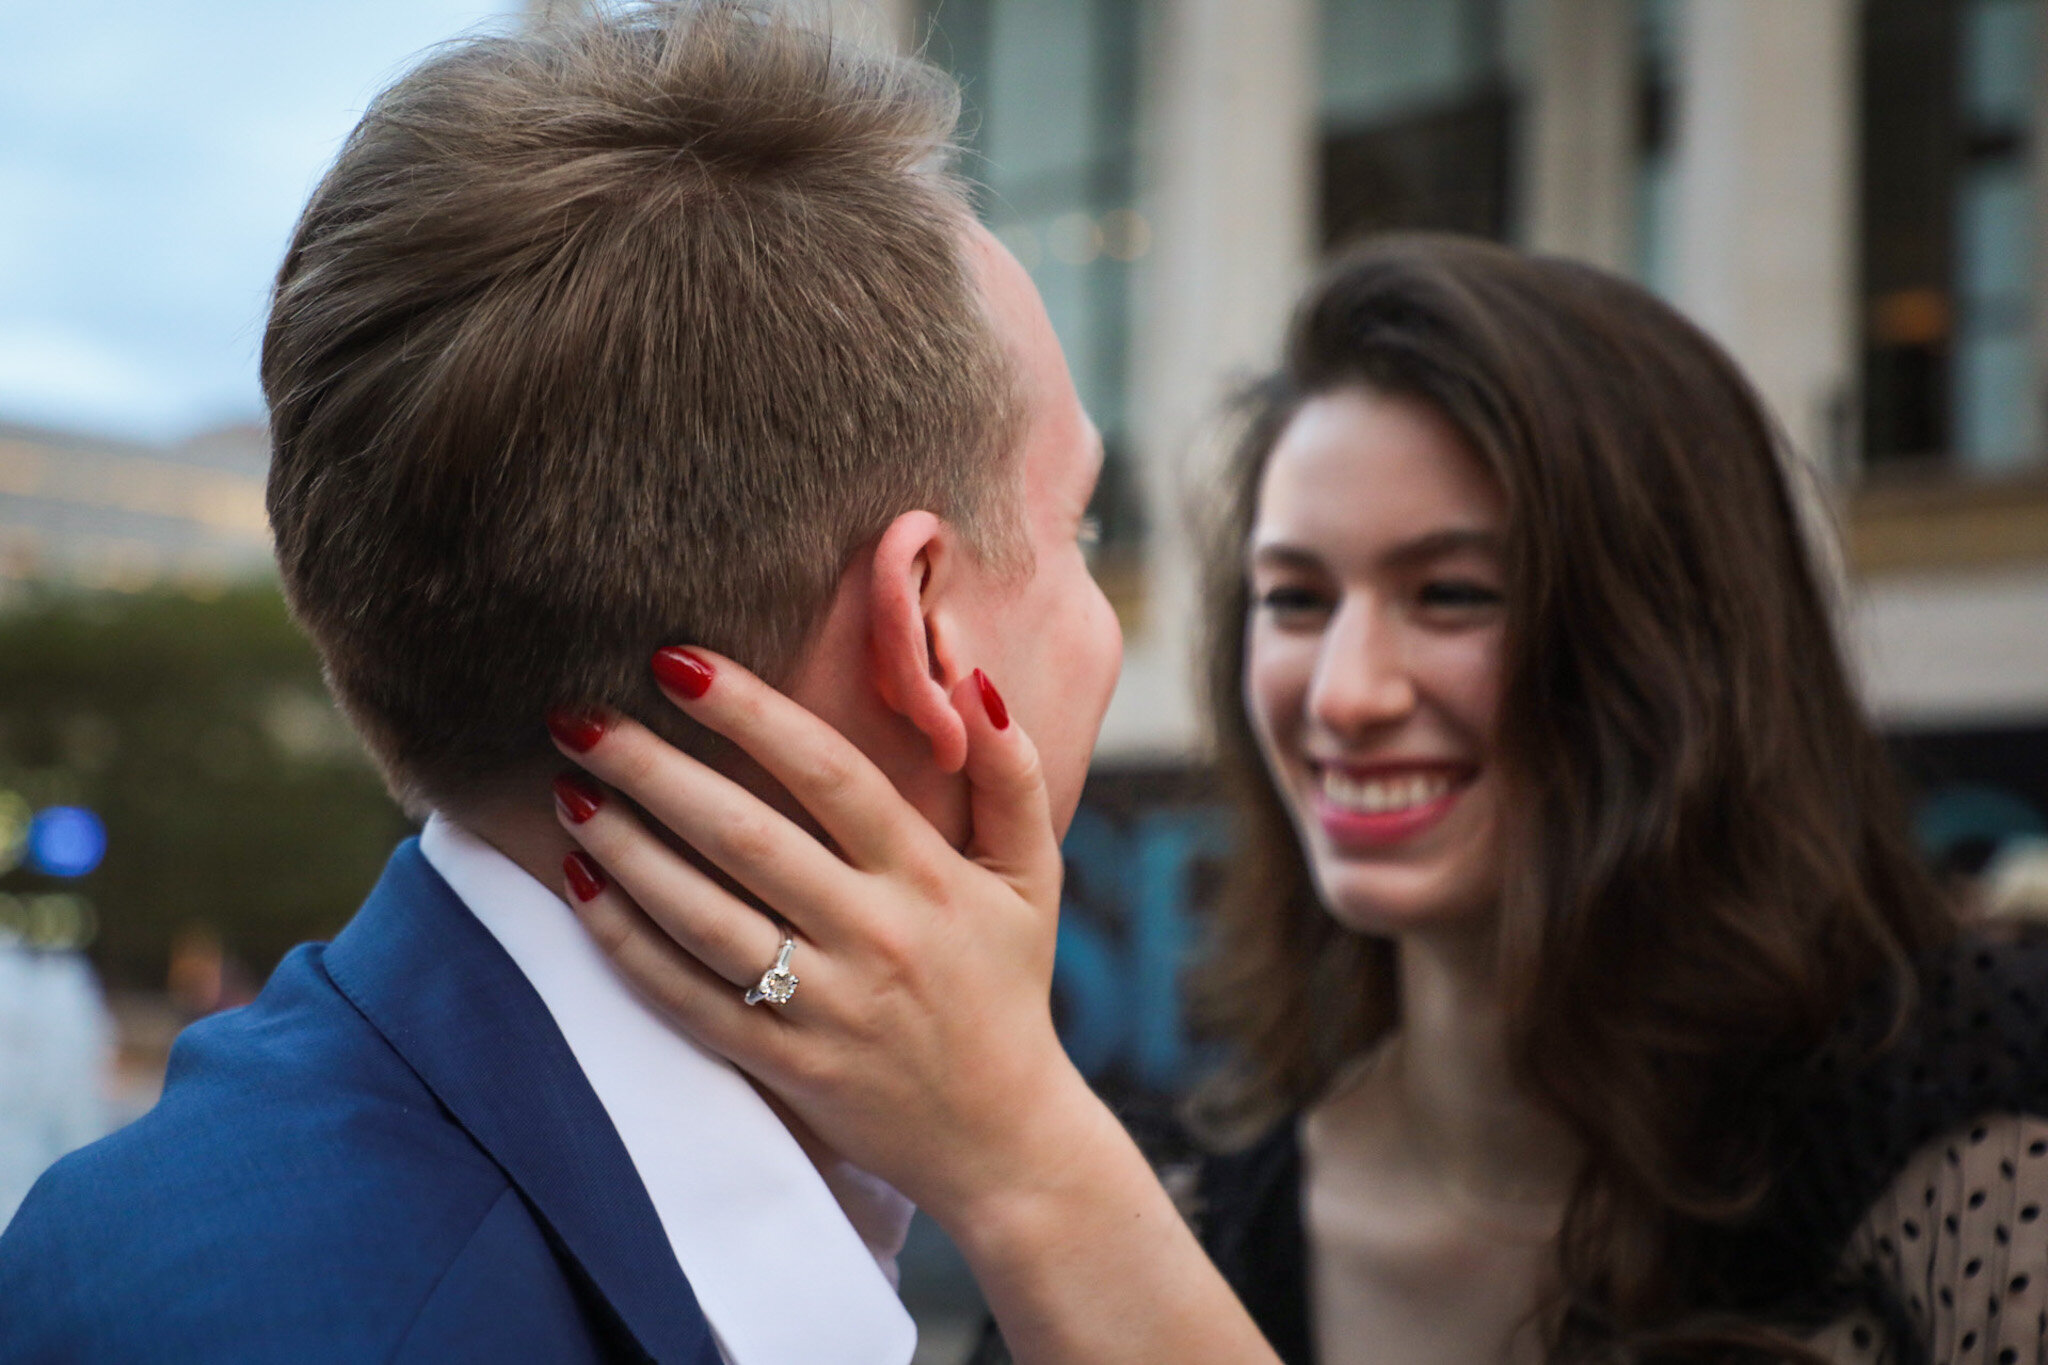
left=974, top=668, right=1009, bottom=730
left=564, top=851, right=606, bottom=902
left=651, top=647, right=715, bottom=700
left=546, top=708, right=606, bottom=753
left=552, top=773, right=603, bottom=824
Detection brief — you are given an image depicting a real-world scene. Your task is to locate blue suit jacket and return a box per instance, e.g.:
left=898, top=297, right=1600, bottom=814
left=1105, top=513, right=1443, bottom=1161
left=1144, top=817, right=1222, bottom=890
left=0, top=840, right=724, bottom=1363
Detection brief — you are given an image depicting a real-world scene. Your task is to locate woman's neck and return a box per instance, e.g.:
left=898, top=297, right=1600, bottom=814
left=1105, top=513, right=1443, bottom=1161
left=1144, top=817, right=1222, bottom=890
left=1384, top=927, right=1581, bottom=1212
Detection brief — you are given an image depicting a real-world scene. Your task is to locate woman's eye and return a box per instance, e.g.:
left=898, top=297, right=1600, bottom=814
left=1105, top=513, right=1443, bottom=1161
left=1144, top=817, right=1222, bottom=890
left=1255, top=585, right=1330, bottom=616
left=1417, top=580, right=1503, bottom=609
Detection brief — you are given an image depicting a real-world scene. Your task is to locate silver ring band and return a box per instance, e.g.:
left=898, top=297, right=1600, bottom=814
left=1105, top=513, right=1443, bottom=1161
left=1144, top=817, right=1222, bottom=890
left=744, top=935, right=799, bottom=1007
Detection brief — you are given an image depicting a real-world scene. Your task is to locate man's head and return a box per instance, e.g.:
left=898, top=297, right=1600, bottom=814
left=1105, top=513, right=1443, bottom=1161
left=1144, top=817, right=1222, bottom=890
left=782, top=223, right=1122, bottom=840
left=264, top=2, right=1034, bottom=819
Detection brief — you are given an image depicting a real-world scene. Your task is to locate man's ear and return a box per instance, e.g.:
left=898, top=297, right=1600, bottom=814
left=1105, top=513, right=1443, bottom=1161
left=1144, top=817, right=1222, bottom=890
left=869, top=511, right=970, bottom=774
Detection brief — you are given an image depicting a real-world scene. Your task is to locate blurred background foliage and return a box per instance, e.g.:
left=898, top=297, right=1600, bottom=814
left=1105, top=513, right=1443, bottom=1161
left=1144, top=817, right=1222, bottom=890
left=0, top=584, right=409, bottom=991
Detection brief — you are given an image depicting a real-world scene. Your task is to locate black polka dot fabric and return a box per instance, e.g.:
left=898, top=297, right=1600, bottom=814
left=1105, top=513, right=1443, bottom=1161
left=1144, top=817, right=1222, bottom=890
left=1814, top=1113, right=2048, bottom=1362
left=1717, top=937, right=2048, bottom=1363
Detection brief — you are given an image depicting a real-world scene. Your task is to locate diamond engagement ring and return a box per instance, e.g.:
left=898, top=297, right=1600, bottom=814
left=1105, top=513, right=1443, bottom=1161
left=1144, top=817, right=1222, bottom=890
left=744, top=935, right=799, bottom=1007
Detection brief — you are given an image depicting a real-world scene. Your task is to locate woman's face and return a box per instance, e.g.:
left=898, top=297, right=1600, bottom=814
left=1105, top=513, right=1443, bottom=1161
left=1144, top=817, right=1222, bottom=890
left=1245, top=386, right=1509, bottom=938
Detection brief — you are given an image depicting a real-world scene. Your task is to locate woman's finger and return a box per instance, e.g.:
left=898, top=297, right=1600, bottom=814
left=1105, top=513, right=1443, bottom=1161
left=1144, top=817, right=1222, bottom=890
left=647, top=647, right=946, bottom=871
left=552, top=772, right=787, bottom=988
left=550, top=710, right=866, bottom=948
left=562, top=853, right=801, bottom=1064
left=952, top=669, right=1063, bottom=906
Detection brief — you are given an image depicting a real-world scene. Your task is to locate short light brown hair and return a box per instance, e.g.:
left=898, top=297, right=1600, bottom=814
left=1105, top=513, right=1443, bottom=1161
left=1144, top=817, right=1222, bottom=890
left=263, top=1, right=1019, bottom=813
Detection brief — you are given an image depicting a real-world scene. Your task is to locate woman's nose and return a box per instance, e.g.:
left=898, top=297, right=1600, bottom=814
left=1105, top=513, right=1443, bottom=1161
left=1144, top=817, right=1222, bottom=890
left=1307, top=597, right=1415, bottom=734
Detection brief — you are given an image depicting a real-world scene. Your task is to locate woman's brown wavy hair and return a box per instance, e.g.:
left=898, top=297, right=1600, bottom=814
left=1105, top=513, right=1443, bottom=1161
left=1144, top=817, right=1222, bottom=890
left=1187, top=235, right=1955, bottom=1358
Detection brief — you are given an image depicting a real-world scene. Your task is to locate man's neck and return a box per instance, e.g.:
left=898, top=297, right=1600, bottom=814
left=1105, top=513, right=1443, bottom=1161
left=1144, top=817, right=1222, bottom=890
left=460, top=798, right=582, bottom=903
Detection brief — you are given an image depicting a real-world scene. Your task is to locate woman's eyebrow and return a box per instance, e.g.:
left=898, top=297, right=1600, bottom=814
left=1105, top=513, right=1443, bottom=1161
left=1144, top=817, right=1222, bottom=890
left=1250, top=528, right=1501, bottom=572
left=1247, top=542, right=1323, bottom=572
left=1381, top=527, right=1503, bottom=568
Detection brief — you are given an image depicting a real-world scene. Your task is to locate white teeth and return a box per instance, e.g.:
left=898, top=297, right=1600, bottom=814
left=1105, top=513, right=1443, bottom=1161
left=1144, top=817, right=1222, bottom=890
left=1320, top=769, right=1454, bottom=814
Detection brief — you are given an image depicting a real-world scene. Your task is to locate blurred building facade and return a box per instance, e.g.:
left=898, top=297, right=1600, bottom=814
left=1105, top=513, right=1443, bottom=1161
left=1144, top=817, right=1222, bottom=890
left=0, top=422, right=272, bottom=597
left=6, top=0, right=2043, bottom=1095
left=826, top=0, right=2048, bottom=1081
left=836, top=0, right=2048, bottom=761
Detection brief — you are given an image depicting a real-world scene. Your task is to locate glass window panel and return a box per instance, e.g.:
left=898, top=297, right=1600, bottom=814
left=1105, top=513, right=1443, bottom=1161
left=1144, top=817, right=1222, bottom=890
left=1321, top=0, right=1493, bottom=125
left=1955, top=329, right=2035, bottom=472
left=1633, top=0, right=1681, bottom=297
left=1633, top=152, right=1677, bottom=298
left=1959, top=161, right=2032, bottom=306
left=1858, top=0, right=2041, bottom=471
left=1956, top=160, right=2035, bottom=469
left=980, top=3, right=1103, bottom=191
left=1963, top=0, right=2037, bottom=131
left=921, top=0, right=1147, bottom=611
left=1954, top=0, right=2038, bottom=472
left=1317, top=0, right=1511, bottom=248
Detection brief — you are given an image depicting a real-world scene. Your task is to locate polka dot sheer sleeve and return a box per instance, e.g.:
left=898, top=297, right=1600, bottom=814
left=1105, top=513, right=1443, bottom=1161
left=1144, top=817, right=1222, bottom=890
left=1829, top=1114, right=2048, bottom=1364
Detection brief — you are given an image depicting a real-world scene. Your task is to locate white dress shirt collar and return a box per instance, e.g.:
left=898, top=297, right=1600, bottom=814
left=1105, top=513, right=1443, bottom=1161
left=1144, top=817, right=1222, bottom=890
left=419, top=814, right=917, bottom=1365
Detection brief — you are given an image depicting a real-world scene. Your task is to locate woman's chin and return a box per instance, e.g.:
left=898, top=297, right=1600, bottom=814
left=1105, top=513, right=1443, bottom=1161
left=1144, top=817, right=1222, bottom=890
left=1309, top=863, right=1498, bottom=941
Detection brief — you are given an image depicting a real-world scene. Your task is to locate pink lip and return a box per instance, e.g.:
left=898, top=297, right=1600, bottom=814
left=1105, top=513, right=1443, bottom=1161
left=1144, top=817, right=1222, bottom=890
left=1310, top=765, right=1471, bottom=850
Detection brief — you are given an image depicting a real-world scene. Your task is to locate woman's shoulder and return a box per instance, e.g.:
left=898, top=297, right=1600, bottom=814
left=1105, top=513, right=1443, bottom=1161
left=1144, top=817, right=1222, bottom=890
left=1831, top=1108, right=2048, bottom=1364
left=1807, top=933, right=2048, bottom=1173
left=1717, top=935, right=2048, bottom=1316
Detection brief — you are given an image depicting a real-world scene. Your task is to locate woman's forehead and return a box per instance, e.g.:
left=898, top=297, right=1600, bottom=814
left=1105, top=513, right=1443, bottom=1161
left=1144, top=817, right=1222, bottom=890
left=1252, top=389, right=1505, bottom=547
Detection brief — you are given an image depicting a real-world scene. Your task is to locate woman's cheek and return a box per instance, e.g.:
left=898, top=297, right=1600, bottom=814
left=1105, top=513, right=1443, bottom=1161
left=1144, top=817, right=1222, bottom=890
left=1243, top=630, right=1312, bottom=772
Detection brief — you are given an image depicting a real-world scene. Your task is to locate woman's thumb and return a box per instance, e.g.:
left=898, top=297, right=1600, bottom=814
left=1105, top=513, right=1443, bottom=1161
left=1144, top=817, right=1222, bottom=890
left=952, top=669, right=1061, bottom=901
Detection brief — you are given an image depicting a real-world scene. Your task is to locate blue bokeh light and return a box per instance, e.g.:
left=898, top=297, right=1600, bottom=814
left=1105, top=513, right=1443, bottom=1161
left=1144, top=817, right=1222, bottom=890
left=27, top=807, right=107, bottom=878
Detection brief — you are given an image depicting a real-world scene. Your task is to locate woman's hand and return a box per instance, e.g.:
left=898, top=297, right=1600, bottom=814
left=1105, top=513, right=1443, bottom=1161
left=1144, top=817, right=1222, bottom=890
left=545, top=648, right=1099, bottom=1227
left=548, top=649, right=1278, bottom=1365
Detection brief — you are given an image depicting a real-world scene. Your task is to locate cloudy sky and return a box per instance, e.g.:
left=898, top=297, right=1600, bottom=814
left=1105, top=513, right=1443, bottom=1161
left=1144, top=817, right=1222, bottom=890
left=1, top=0, right=522, bottom=445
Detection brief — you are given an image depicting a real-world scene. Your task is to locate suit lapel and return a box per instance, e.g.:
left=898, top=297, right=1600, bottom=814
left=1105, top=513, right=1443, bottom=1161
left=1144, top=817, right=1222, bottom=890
left=322, top=840, right=716, bottom=1364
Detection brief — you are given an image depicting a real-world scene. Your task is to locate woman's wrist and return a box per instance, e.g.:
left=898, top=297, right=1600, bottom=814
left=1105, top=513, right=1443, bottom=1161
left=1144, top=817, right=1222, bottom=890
left=939, top=1065, right=1163, bottom=1272
left=931, top=1066, right=1279, bottom=1365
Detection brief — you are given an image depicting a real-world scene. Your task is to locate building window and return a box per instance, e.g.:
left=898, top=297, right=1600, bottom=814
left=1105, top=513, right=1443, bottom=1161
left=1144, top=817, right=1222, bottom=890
left=1318, top=0, right=1512, bottom=250
left=1861, top=0, right=2041, bottom=475
left=920, top=0, right=1149, bottom=620
left=1633, top=0, right=1681, bottom=297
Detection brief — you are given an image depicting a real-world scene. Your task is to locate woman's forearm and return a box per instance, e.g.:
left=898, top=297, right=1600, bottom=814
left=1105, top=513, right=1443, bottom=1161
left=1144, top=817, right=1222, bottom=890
left=941, top=1081, right=1281, bottom=1365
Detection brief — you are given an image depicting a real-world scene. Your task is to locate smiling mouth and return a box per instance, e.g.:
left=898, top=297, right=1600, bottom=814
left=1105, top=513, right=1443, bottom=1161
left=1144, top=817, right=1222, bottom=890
left=1317, top=767, right=1459, bottom=815
left=1308, top=764, right=1474, bottom=848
